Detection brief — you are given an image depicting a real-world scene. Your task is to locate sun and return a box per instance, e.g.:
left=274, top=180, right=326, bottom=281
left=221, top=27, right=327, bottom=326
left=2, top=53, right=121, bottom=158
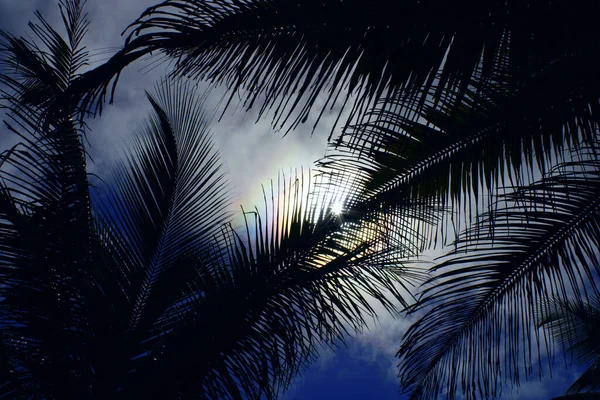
left=330, top=201, right=344, bottom=215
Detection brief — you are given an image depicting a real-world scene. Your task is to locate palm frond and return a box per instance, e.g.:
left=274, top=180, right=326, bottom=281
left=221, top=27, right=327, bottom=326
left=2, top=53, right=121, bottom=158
left=117, top=169, right=423, bottom=399
left=0, top=1, right=94, bottom=397
left=0, top=0, right=90, bottom=113
left=93, top=78, right=230, bottom=335
left=318, top=40, right=600, bottom=247
left=397, top=143, right=600, bottom=400
left=539, top=295, right=600, bottom=394
left=62, top=0, right=600, bottom=132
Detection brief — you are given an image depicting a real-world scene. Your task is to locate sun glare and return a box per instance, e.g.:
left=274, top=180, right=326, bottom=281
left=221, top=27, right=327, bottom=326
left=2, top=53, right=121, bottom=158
left=331, top=201, right=344, bottom=215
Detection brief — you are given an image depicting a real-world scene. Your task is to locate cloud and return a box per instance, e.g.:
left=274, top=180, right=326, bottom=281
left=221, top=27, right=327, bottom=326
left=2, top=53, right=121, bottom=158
left=0, top=0, right=343, bottom=218
left=498, top=364, right=580, bottom=400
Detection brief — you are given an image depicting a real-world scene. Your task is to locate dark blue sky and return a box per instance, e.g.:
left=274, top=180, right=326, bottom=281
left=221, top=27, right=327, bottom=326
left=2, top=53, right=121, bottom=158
left=282, top=336, right=577, bottom=400
left=283, top=344, right=408, bottom=400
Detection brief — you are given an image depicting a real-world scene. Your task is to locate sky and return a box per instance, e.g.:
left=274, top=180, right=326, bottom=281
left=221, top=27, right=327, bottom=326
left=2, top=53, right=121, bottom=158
left=0, top=1, right=583, bottom=399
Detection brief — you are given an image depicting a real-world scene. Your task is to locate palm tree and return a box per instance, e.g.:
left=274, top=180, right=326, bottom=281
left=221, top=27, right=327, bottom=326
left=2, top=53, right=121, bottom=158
left=5, top=0, right=600, bottom=399
left=0, top=2, right=424, bottom=398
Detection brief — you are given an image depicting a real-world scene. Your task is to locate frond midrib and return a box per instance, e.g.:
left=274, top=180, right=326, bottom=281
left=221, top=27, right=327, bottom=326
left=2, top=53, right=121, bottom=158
left=410, top=185, right=600, bottom=396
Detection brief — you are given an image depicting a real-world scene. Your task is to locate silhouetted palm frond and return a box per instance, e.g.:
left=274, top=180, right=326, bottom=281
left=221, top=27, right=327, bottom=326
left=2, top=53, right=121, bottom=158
left=540, top=295, right=600, bottom=395
left=61, top=0, right=600, bottom=134
left=0, top=0, right=89, bottom=112
left=0, top=1, right=94, bottom=397
left=318, top=38, right=600, bottom=247
left=397, top=143, right=600, bottom=400
left=81, top=79, right=231, bottom=397
left=98, top=148, right=424, bottom=398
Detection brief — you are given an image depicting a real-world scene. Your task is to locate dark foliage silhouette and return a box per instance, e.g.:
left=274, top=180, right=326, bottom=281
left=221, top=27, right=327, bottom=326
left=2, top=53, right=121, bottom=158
left=540, top=295, right=600, bottom=399
left=0, top=2, right=422, bottom=398
left=2, top=0, right=600, bottom=399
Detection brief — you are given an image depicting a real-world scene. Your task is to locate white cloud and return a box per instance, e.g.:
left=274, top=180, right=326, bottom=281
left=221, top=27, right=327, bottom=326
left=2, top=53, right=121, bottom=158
left=0, top=0, right=341, bottom=216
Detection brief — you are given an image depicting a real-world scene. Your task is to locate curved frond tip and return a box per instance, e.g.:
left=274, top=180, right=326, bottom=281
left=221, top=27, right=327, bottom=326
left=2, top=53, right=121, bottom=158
left=397, top=146, right=600, bottom=400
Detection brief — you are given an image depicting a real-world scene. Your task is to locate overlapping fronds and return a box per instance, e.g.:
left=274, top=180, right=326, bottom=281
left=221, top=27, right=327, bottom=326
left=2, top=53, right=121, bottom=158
left=7, top=1, right=600, bottom=399
left=61, top=0, right=600, bottom=133
left=116, top=169, right=424, bottom=399
left=318, top=33, right=600, bottom=247
left=68, top=77, right=423, bottom=398
left=0, top=0, right=89, bottom=113
left=0, top=3, right=427, bottom=392
left=0, top=1, right=94, bottom=397
left=539, top=295, right=600, bottom=395
left=397, top=144, right=600, bottom=399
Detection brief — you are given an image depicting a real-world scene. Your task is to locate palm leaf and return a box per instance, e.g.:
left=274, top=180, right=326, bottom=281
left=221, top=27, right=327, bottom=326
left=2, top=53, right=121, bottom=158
left=318, top=40, right=600, bottom=248
left=0, top=1, right=94, bottom=397
left=117, top=170, right=423, bottom=399
left=0, top=0, right=89, bottom=112
left=86, top=78, right=230, bottom=395
left=60, top=0, right=600, bottom=133
left=539, top=295, right=600, bottom=395
left=397, top=143, right=600, bottom=400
